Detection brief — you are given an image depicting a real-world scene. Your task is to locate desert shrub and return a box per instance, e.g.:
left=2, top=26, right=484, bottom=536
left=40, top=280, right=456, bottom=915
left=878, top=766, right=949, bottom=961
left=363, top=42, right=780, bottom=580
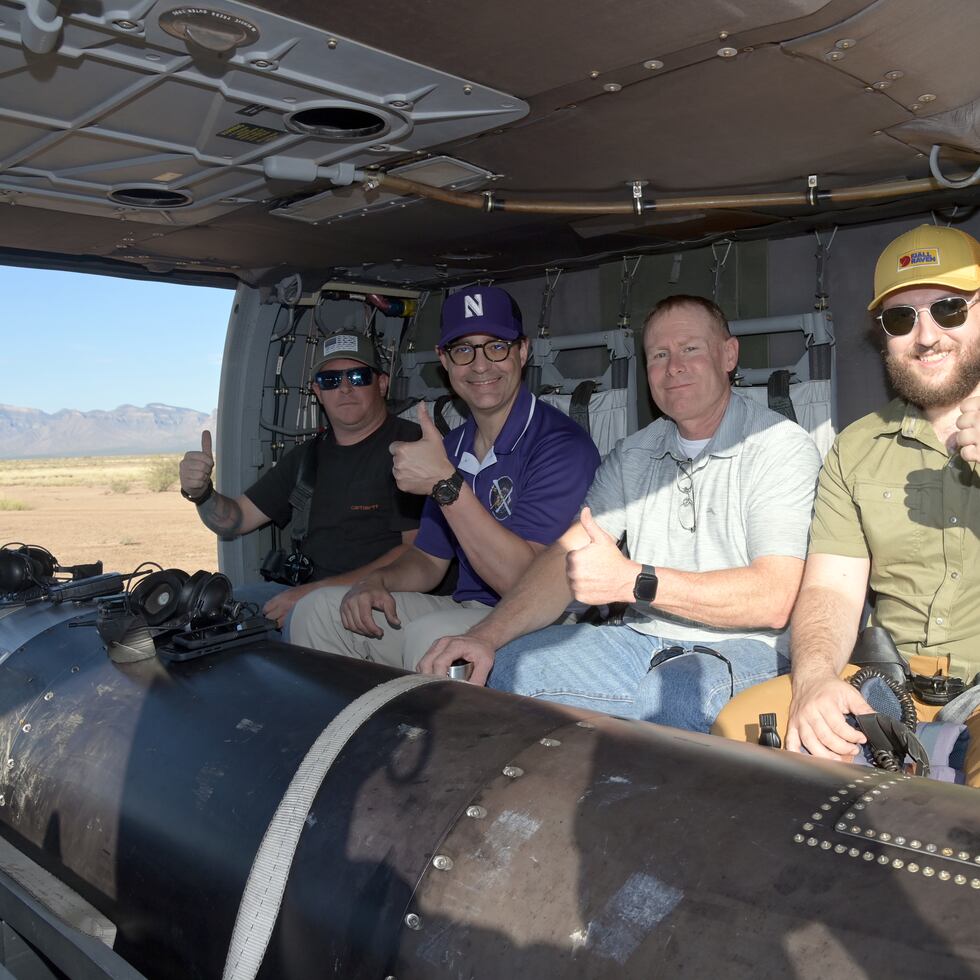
left=146, top=459, right=179, bottom=493
left=108, top=479, right=131, bottom=494
left=0, top=498, right=32, bottom=511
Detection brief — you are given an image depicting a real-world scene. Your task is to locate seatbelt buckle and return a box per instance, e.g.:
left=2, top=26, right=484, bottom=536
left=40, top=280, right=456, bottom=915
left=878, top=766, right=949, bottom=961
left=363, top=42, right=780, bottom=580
left=910, top=673, right=966, bottom=706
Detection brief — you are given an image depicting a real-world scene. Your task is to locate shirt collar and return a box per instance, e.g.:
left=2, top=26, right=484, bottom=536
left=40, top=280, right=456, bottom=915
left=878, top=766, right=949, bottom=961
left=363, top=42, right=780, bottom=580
left=451, top=385, right=535, bottom=461
left=644, top=390, right=744, bottom=461
left=887, top=398, right=950, bottom=455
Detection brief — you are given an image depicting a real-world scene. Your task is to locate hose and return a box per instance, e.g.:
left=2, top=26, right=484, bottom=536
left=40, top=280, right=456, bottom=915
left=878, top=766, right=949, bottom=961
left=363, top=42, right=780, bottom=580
left=374, top=172, right=948, bottom=217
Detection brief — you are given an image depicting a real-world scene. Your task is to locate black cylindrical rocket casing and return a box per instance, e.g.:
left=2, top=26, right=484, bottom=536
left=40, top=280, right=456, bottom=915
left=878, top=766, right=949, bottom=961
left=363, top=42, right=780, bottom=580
left=2, top=606, right=980, bottom=979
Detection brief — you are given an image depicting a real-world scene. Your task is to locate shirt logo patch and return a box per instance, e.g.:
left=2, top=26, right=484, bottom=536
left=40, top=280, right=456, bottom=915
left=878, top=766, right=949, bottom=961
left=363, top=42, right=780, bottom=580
left=489, top=476, right=514, bottom=521
left=464, top=293, right=484, bottom=318
left=898, top=248, right=940, bottom=270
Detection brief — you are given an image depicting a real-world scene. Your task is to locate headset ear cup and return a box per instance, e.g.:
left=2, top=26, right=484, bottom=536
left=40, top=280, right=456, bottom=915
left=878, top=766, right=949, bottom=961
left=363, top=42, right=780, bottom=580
left=23, top=546, right=57, bottom=580
left=191, top=573, right=233, bottom=624
left=130, top=569, right=189, bottom=626
left=178, top=570, right=210, bottom=620
left=0, top=546, right=57, bottom=593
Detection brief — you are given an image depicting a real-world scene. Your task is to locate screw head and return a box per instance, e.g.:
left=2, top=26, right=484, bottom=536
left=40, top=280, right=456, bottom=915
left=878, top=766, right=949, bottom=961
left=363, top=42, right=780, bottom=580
left=432, top=855, right=454, bottom=871
left=502, top=765, right=524, bottom=778
left=404, top=912, right=422, bottom=930
left=539, top=737, right=561, bottom=747
left=466, top=805, right=487, bottom=819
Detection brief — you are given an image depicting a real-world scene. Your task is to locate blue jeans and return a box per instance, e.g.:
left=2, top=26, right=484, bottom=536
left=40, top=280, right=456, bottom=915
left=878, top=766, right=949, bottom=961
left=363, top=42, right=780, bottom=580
left=488, top=623, right=789, bottom=733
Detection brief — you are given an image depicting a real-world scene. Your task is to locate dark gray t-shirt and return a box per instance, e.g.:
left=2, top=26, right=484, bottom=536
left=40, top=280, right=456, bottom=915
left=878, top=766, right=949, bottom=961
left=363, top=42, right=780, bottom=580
left=246, top=414, right=423, bottom=580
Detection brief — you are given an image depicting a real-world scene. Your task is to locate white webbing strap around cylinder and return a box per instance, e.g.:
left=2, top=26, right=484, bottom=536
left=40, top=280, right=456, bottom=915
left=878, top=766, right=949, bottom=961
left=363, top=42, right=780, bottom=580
left=222, top=672, right=442, bottom=980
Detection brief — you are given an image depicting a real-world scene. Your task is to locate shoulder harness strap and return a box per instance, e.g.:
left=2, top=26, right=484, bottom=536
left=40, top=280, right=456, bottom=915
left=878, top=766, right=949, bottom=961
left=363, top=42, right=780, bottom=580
left=287, top=433, right=322, bottom=551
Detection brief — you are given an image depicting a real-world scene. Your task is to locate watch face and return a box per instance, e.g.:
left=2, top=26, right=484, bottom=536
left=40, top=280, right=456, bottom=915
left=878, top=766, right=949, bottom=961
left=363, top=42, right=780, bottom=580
left=432, top=472, right=463, bottom=505
left=633, top=571, right=658, bottom=602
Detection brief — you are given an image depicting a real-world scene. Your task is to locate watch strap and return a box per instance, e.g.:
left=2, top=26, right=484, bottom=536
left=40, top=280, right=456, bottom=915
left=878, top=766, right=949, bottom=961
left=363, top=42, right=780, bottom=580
left=181, top=479, right=214, bottom=506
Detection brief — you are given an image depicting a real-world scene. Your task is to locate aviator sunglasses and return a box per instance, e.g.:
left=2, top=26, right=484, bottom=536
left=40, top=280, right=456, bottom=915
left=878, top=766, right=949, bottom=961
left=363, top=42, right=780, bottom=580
left=314, top=366, right=375, bottom=389
left=876, top=294, right=979, bottom=337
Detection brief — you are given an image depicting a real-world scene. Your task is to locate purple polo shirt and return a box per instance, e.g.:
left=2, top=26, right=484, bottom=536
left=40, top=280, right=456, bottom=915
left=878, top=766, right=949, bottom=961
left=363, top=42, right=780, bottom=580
left=415, top=385, right=601, bottom=605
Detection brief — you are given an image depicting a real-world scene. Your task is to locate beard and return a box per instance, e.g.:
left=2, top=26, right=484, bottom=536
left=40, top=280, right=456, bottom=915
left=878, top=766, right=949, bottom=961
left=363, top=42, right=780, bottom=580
left=885, top=334, right=980, bottom=410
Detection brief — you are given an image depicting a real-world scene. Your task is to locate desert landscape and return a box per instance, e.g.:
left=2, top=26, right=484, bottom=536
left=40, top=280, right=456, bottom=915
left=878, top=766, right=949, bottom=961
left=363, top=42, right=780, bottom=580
left=0, top=454, right=219, bottom=577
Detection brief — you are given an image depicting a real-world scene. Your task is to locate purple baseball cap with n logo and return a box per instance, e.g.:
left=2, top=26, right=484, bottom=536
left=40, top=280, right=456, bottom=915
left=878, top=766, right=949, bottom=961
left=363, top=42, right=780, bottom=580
left=439, top=285, right=524, bottom=347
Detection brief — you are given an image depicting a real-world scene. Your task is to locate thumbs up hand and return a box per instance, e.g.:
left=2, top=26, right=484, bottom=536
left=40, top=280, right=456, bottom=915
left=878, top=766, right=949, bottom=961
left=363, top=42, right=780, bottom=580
left=389, top=402, right=457, bottom=494
left=180, top=429, right=215, bottom=496
left=565, top=507, right=639, bottom=605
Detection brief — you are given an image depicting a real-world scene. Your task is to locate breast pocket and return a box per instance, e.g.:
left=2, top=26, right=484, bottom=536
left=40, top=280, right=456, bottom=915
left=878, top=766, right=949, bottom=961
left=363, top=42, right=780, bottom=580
left=852, top=478, right=941, bottom=584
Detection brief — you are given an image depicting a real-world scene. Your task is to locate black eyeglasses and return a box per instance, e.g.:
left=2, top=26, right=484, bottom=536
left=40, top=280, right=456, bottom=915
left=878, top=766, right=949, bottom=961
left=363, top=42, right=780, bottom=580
left=314, top=367, right=375, bottom=389
left=876, top=295, right=979, bottom=337
left=443, top=339, right=518, bottom=366
left=676, top=459, right=696, bottom=532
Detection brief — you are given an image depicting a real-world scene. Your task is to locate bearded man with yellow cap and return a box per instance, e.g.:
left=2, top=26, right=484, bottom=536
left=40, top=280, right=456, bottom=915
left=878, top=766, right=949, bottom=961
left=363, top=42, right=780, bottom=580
left=777, top=224, right=980, bottom=776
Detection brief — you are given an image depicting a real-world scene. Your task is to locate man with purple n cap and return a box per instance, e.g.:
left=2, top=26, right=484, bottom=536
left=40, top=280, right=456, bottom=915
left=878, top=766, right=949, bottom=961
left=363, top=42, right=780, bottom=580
left=773, top=224, right=980, bottom=783
left=290, top=285, right=601, bottom=669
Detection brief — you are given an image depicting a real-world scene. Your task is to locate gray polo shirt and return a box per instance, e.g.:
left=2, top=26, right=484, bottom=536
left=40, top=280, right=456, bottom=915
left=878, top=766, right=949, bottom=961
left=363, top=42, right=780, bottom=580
left=585, top=390, right=821, bottom=651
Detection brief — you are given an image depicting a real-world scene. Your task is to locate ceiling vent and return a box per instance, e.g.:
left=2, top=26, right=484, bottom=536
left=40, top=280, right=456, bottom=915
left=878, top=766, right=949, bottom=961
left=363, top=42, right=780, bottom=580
left=285, top=105, right=390, bottom=141
left=108, top=186, right=194, bottom=208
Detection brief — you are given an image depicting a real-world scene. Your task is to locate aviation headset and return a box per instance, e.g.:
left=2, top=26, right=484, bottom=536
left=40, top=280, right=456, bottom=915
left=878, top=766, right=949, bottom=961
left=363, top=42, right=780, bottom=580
left=128, top=568, right=241, bottom=626
left=0, top=544, right=59, bottom=594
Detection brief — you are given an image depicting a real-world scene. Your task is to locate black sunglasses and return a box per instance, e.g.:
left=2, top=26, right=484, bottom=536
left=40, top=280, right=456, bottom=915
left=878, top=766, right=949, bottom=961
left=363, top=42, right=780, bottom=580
left=314, top=367, right=375, bottom=389
left=876, top=295, right=979, bottom=337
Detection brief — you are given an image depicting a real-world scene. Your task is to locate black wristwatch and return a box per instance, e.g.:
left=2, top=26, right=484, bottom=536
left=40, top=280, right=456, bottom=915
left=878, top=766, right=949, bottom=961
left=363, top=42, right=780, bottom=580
left=431, top=470, right=464, bottom=506
left=181, top=479, right=214, bottom=506
left=633, top=564, right=658, bottom=603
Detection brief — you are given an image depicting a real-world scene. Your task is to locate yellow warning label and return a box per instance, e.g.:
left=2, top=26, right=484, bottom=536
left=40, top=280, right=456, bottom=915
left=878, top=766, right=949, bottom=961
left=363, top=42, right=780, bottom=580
left=217, top=122, right=281, bottom=145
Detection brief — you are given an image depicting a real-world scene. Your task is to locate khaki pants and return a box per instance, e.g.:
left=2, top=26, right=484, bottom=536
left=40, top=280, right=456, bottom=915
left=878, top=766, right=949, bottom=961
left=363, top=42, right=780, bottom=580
left=712, top=655, right=980, bottom=787
left=290, top=586, right=491, bottom=670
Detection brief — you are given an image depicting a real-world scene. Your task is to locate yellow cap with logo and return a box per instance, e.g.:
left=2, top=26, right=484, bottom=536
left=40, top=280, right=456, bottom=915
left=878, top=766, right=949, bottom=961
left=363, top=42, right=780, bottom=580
left=868, top=224, right=980, bottom=310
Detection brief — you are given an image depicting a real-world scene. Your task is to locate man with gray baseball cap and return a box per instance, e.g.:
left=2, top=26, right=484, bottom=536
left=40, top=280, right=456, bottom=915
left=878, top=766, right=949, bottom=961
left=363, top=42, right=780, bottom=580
left=179, top=331, right=423, bottom=631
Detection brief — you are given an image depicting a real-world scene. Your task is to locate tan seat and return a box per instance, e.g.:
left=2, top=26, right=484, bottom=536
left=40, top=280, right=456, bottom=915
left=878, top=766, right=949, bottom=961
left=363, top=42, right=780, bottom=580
left=711, top=655, right=980, bottom=788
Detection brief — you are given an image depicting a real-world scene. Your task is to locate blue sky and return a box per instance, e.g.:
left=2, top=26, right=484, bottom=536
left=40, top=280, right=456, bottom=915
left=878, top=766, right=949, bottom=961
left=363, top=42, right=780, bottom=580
left=1, top=266, right=233, bottom=414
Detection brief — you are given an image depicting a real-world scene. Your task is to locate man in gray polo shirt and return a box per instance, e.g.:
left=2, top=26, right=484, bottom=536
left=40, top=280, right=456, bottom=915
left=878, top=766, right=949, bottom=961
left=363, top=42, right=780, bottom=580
left=420, top=294, right=822, bottom=733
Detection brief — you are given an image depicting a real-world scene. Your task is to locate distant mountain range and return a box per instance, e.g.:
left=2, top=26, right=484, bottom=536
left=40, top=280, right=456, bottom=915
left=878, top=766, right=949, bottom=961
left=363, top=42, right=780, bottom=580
left=0, top=403, right=217, bottom=459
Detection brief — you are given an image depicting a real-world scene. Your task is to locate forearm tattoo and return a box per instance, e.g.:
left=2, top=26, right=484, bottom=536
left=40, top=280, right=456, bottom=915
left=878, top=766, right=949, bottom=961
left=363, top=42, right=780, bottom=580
left=198, top=493, right=244, bottom=537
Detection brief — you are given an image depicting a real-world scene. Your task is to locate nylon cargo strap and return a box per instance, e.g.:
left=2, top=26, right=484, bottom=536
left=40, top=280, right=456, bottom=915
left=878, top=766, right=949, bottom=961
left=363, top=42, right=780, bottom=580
left=286, top=433, right=322, bottom=552
left=766, top=370, right=797, bottom=423
left=570, top=380, right=597, bottom=436
left=222, top=673, right=442, bottom=980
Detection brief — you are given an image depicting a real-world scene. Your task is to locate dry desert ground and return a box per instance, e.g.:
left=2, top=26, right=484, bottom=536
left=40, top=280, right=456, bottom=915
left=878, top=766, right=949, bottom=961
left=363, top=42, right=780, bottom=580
left=0, top=455, right=219, bottom=577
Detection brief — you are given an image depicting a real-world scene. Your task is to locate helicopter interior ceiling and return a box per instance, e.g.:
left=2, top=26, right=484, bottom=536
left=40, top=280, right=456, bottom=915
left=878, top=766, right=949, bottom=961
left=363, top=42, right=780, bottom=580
left=2, top=0, right=980, bottom=287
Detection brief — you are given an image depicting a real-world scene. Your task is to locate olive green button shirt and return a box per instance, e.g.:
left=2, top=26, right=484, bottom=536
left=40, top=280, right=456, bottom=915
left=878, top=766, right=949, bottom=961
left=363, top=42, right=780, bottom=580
left=808, top=398, right=980, bottom=680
